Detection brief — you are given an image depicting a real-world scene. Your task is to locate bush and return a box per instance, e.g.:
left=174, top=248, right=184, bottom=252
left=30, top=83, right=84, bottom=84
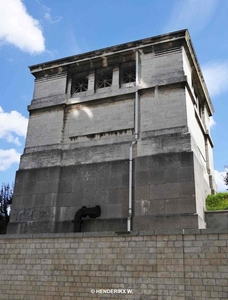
left=206, top=192, right=228, bottom=211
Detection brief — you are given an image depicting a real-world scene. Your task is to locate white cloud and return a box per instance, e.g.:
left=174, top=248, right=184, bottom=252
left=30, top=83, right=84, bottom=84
left=6, top=134, right=21, bottom=146
left=214, top=169, right=227, bottom=192
left=44, top=12, right=62, bottom=24
left=36, top=0, right=62, bottom=24
left=0, top=106, right=28, bottom=145
left=0, top=149, right=21, bottom=171
left=35, top=0, right=51, bottom=12
left=209, top=116, right=216, bottom=129
left=164, top=0, right=217, bottom=33
left=0, top=0, right=45, bottom=54
left=202, top=61, right=228, bottom=97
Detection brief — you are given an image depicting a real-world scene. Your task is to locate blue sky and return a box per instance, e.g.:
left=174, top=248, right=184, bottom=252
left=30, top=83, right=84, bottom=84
left=0, top=0, right=227, bottom=191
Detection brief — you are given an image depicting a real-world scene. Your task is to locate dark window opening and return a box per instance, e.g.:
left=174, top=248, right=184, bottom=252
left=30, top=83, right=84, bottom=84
left=97, top=70, right=112, bottom=88
left=72, top=76, right=88, bottom=94
left=122, top=67, right=136, bottom=84
left=120, top=62, right=136, bottom=86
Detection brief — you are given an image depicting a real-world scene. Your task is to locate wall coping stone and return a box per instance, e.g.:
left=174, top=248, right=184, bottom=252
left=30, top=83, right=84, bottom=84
left=1, top=228, right=228, bottom=239
left=205, top=210, right=228, bottom=213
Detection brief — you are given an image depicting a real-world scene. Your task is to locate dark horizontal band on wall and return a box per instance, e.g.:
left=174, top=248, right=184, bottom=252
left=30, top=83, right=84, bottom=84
left=69, top=128, right=134, bottom=141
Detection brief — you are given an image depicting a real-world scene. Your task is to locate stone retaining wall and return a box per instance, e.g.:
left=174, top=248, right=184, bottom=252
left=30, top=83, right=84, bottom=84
left=205, top=211, right=228, bottom=229
left=0, top=229, right=228, bottom=300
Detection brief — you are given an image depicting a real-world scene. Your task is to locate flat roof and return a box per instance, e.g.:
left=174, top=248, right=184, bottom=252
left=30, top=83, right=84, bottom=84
left=29, top=29, right=188, bottom=71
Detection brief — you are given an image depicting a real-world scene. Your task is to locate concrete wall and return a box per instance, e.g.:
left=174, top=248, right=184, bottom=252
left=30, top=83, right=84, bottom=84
left=140, top=86, right=187, bottom=132
left=206, top=211, right=228, bottom=228
left=22, top=82, right=191, bottom=169
left=64, top=99, right=134, bottom=140
left=203, top=106, right=211, bottom=134
left=9, top=152, right=201, bottom=234
left=26, top=108, right=64, bottom=148
left=182, top=47, right=192, bottom=86
left=133, top=152, right=200, bottom=230
left=1, top=229, right=228, bottom=300
left=140, top=47, right=184, bottom=88
left=33, top=73, right=67, bottom=100
left=193, top=155, right=210, bottom=228
left=9, top=160, right=130, bottom=234
left=185, top=88, right=206, bottom=166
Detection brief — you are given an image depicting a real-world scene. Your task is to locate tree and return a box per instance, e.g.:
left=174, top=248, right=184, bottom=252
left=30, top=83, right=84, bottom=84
left=0, top=183, right=13, bottom=234
left=223, top=166, right=228, bottom=190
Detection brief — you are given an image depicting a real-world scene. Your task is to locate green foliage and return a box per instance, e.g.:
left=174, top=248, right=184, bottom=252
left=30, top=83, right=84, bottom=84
left=224, top=166, right=228, bottom=187
left=206, top=192, right=228, bottom=211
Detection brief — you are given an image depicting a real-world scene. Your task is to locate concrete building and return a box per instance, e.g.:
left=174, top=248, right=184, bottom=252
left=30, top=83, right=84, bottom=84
left=8, top=29, right=216, bottom=234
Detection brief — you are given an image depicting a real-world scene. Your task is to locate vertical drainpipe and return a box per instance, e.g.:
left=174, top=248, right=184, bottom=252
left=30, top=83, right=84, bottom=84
left=127, top=50, right=139, bottom=232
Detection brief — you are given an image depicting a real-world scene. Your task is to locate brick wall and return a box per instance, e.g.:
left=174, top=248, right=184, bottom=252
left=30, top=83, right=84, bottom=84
left=1, top=229, right=228, bottom=300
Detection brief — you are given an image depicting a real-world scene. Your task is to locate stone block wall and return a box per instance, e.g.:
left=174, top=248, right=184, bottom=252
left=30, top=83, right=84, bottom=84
left=33, top=72, right=67, bottom=100
left=206, top=211, right=228, bottom=229
left=133, top=152, right=199, bottom=230
left=8, top=160, right=130, bottom=234
left=25, top=108, right=64, bottom=148
left=8, top=151, right=202, bottom=234
left=0, top=229, right=228, bottom=300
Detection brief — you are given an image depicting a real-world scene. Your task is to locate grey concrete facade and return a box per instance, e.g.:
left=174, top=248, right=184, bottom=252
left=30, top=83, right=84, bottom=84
left=8, top=29, right=216, bottom=234
left=205, top=211, right=228, bottom=228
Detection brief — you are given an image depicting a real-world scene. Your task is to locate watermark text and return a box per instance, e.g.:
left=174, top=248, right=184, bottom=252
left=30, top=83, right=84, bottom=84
left=91, top=288, right=133, bottom=294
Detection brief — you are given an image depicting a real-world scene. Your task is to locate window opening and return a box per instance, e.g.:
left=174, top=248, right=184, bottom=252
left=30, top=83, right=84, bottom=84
left=73, top=78, right=88, bottom=93
left=122, top=67, right=136, bottom=84
left=72, top=75, right=88, bottom=94
left=97, top=70, right=112, bottom=88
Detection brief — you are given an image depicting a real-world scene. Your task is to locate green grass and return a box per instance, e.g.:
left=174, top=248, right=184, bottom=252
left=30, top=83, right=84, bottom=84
left=206, top=192, right=228, bottom=211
